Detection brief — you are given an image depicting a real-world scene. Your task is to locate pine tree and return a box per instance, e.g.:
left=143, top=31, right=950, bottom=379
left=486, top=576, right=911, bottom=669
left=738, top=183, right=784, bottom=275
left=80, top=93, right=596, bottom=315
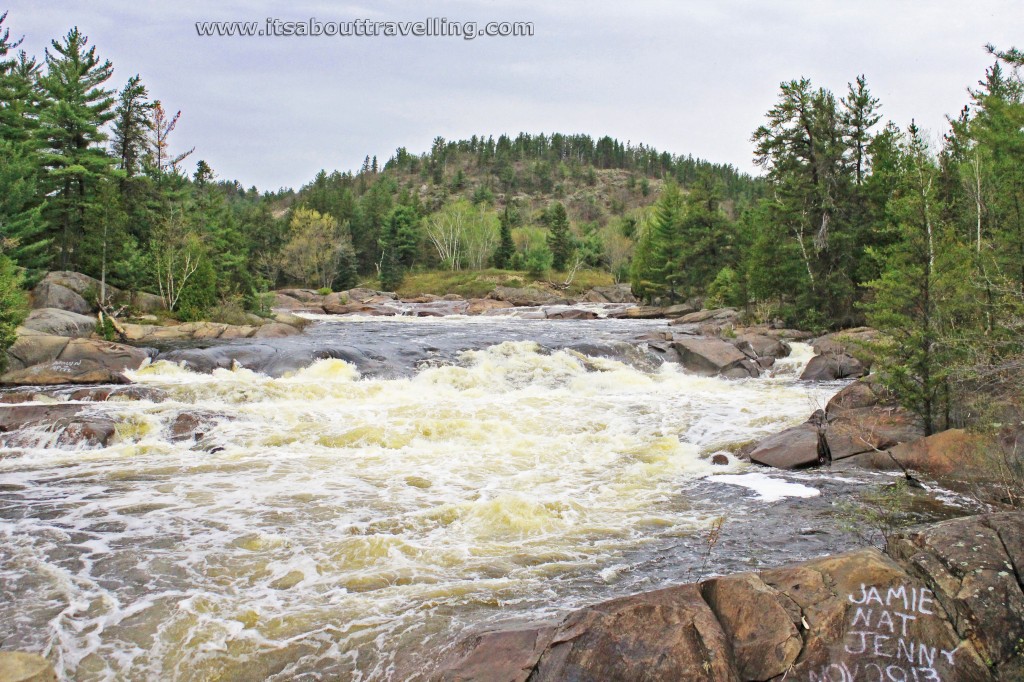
left=37, top=27, right=116, bottom=269
left=111, top=75, right=153, bottom=180
left=863, top=123, right=965, bottom=435
left=841, top=75, right=882, bottom=185
left=545, top=201, right=574, bottom=270
left=649, top=182, right=688, bottom=301
left=493, top=203, right=516, bottom=268
left=0, top=252, right=27, bottom=372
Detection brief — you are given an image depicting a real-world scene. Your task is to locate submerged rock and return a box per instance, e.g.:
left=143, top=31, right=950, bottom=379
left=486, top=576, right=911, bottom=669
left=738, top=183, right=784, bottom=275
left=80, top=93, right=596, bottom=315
left=0, top=652, right=58, bottom=682
left=433, top=512, right=1023, bottom=681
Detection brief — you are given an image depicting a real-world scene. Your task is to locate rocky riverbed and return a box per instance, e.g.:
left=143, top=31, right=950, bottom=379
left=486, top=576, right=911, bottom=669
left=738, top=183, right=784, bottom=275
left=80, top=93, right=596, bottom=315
left=1, top=273, right=1019, bottom=680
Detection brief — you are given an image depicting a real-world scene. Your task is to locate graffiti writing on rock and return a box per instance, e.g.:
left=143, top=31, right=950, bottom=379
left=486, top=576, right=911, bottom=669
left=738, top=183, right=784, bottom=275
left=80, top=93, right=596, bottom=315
left=808, top=583, right=956, bottom=682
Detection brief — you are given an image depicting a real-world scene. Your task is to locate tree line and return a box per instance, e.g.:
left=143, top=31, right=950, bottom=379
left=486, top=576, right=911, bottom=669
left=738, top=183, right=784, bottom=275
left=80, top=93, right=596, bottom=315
left=631, top=49, right=1024, bottom=435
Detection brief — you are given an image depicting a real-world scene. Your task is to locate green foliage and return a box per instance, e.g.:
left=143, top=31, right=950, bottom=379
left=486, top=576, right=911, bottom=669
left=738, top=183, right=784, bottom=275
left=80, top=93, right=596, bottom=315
left=37, top=27, right=116, bottom=270
left=493, top=204, right=516, bottom=269
left=525, top=243, right=553, bottom=276
left=862, top=124, right=971, bottom=436
left=0, top=254, right=27, bottom=372
left=545, top=202, right=574, bottom=270
left=176, top=254, right=217, bottom=321
left=706, top=266, right=744, bottom=308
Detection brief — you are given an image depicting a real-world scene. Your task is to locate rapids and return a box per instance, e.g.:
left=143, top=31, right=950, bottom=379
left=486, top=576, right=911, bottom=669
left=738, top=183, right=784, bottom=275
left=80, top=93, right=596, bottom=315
left=0, top=317, right=972, bottom=680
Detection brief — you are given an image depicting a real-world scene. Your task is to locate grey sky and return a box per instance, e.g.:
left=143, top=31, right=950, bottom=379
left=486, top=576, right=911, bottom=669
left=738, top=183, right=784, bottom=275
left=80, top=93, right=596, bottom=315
left=6, top=1, right=1022, bottom=191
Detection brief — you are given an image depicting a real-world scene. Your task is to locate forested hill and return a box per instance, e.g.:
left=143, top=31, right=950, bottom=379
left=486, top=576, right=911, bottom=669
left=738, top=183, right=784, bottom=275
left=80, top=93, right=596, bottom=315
left=0, top=4, right=762, bottom=315
left=286, top=131, right=762, bottom=276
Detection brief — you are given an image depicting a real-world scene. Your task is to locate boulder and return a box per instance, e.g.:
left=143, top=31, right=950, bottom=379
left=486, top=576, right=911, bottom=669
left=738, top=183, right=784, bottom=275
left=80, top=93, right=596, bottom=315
left=488, top=286, right=569, bottom=307
left=887, top=512, right=1024, bottom=672
left=130, top=291, right=165, bottom=313
left=671, top=337, right=760, bottom=378
left=732, top=333, right=791, bottom=361
left=0, top=652, right=58, bottom=682
left=253, top=322, right=300, bottom=338
left=437, top=584, right=735, bottom=682
left=58, top=338, right=152, bottom=373
left=37, top=271, right=106, bottom=297
left=2, top=338, right=152, bottom=386
left=812, top=326, right=878, bottom=357
left=825, top=378, right=887, bottom=412
left=273, top=293, right=307, bottom=310
left=800, top=352, right=867, bottom=381
left=272, top=311, right=309, bottom=328
left=67, top=385, right=166, bottom=402
left=21, top=308, right=97, bottom=338
left=845, top=429, right=1009, bottom=498
left=466, top=298, right=514, bottom=315
left=825, top=405, right=924, bottom=460
left=0, top=361, right=132, bottom=386
left=277, top=288, right=325, bottom=303
left=623, top=306, right=668, bottom=319
left=4, top=332, right=70, bottom=372
left=30, top=281, right=90, bottom=314
left=0, top=403, right=87, bottom=433
left=169, top=410, right=227, bottom=442
left=338, top=287, right=398, bottom=303
left=55, top=416, right=117, bottom=448
left=120, top=324, right=189, bottom=342
left=749, top=412, right=828, bottom=469
left=701, top=572, right=801, bottom=680
left=672, top=307, right=740, bottom=325
left=433, top=513, right=1023, bottom=682
left=541, top=306, right=598, bottom=320
left=160, top=342, right=380, bottom=378
left=662, top=302, right=700, bottom=318
left=579, top=284, right=636, bottom=304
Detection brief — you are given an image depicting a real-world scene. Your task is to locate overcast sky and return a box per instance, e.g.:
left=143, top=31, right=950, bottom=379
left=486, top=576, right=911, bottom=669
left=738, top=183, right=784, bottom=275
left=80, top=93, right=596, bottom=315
left=5, top=1, right=1023, bottom=191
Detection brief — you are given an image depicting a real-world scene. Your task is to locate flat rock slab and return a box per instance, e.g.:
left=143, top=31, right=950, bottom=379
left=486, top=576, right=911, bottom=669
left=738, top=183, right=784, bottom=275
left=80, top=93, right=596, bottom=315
left=672, top=337, right=760, bottom=378
left=432, top=512, right=1022, bottom=681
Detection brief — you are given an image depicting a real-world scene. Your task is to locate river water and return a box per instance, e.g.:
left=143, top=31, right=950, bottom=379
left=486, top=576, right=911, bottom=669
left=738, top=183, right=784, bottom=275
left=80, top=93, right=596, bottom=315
left=0, top=316, right=971, bottom=680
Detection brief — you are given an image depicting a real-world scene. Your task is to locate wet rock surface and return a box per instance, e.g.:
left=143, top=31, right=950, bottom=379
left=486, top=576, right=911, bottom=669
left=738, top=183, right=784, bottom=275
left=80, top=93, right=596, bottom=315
left=432, top=512, right=1023, bottom=681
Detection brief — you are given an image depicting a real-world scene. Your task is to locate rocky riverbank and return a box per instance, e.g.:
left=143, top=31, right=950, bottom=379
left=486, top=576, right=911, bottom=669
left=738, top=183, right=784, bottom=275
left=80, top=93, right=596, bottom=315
left=432, top=511, right=1024, bottom=681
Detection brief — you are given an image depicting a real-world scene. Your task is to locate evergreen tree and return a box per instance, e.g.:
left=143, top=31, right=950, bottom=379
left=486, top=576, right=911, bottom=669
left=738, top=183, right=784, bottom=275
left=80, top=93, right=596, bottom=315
left=649, top=182, right=688, bottom=301
left=0, top=139, right=48, bottom=271
left=111, top=75, right=153, bottom=181
left=37, top=27, right=116, bottom=269
left=545, top=201, right=574, bottom=270
left=863, top=124, right=966, bottom=435
left=493, top=203, right=516, bottom=268
left=841, top=75, right=882, bottom=185
left=0, top=252, right=27, bottom=372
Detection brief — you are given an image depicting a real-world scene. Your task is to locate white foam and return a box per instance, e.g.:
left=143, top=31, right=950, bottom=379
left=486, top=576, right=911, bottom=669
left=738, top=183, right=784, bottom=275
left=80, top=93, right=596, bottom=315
left=706, top=472, right=821, bottom=502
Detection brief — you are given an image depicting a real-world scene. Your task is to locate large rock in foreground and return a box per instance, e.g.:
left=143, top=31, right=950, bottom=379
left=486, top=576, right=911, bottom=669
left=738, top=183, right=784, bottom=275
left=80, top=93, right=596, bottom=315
left=1, top=337, right=153, bottom=385
left=433, top=512, right=1023, bottom=681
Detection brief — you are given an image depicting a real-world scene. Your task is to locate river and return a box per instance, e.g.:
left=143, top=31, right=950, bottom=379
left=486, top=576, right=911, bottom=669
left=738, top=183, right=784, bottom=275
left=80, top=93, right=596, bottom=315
left=0, top=315, right=972, bottom=680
